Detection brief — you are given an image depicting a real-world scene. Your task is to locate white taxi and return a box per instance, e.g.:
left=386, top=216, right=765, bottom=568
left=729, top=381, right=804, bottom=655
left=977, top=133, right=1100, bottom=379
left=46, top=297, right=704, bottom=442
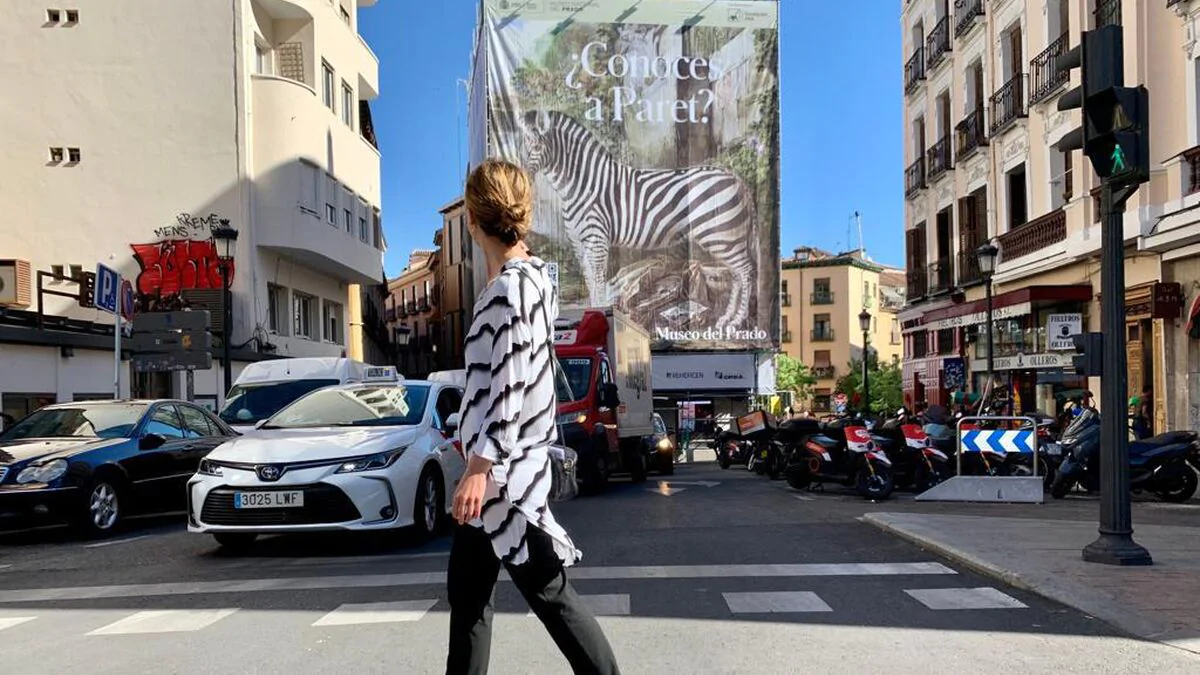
left=187, top=374, right=467, bottom=550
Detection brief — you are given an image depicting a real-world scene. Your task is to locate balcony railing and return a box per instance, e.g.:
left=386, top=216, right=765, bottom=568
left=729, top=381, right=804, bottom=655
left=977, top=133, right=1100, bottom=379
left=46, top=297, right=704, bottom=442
left=1184, top=146, right=1200, bottom=196
left=811, top=329, right=836, bottom=342
left=812, top=366, right=837, bottom=380
left=811, top=291, right=835, bottom=305
left=928, top=258, right=953, bottom=295
left=907, top=267, right=928, bottom=299
left=926, top=17, right=952, bottom=69
left=881, top=295, right=905, bottom=311
left=781, top=330, right=793, bottom=343
left=905, top=157, right=927, bottom=198
left=1095, top=0, right=1121, bottom=26
left=990, top=73, right=1028, bottom=135
left=905, top=47, right=926, bottom=94
left=998, top=209, right=1067, bottom=262
left=955, top=0, right=985, bottom=38
left=955, top=108, right=988, bottom=160
left=1030, top=33, right=1070, bottom=105
left=927, top=136, right=953, bottom=180
left=957, top=248, right=983, bottom=286
left=781, top=293, right=792, bottom=307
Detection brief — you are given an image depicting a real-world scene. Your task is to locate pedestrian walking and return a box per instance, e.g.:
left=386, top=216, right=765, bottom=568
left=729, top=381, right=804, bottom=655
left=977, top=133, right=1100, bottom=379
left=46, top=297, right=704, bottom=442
left=447, top=159, right=620, bottom=675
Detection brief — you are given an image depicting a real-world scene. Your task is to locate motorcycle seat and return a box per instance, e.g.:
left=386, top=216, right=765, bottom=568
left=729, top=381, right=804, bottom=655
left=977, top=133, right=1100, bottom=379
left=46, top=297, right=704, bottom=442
left=807, top=435, right=840, bottom=450
left=1129, top=442, right=1190, bottom=461
left=1134, top=430, right=1197, bottom=448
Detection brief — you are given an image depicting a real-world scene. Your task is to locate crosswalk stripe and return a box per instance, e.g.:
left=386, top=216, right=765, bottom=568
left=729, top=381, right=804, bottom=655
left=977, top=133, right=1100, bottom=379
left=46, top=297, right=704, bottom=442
left=527, top=594, right=630, bottom=618
left=0, top=617, right=36, bottom=631
left=723, top=591, right=833, bottom=614
left=0, top=563, right=956, bottom=604
left=312, top=599, right=438, bottom=626
left=87, top=608, right=240, bottom=635
left=904, top=587, right=1028, bottom=610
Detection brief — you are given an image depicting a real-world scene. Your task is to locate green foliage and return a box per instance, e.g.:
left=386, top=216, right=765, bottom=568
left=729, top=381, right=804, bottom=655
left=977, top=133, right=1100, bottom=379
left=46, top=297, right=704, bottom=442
left=775, top=353, right=816, bottom=401
left=836, top=355, right=903, bottom=416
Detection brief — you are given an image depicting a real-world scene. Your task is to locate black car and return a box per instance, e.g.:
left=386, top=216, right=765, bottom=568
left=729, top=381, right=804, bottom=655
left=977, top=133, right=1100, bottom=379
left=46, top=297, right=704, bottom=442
left=0, top=399, right=237, bottom=536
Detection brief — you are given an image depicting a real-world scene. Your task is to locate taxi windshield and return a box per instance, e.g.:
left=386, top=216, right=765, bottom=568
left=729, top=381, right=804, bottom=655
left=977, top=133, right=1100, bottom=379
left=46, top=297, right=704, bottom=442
left=263, top=384, right=430, bottom=429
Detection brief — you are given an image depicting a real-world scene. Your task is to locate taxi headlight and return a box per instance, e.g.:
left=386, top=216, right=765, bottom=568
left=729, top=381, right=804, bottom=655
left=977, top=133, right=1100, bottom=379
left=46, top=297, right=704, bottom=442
left=335, top=447, right=407, bottom=474
left=197, top=459, right=223, bottom=477
left=16, top=459, right=69, bottom=485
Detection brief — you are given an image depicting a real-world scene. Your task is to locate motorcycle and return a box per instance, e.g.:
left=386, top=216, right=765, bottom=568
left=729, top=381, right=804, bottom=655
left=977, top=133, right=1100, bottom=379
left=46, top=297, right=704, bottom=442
left=872, top=411, right=951, bottom=492
left=784, top=417, right=895, bottom=500
left=1050, top=408, right=1199, bottom=502
left=714, top=429, right=753, bottom=470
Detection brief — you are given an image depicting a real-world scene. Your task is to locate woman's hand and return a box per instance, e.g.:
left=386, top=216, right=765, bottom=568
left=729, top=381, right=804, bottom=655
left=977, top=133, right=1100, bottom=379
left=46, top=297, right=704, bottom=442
left=452, top=454, right=495, bottom=524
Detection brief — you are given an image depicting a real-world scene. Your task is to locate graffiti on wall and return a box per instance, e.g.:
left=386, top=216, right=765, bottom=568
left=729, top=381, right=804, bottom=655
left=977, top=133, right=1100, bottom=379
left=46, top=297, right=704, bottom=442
left=131, top=213, right=235, bottom=299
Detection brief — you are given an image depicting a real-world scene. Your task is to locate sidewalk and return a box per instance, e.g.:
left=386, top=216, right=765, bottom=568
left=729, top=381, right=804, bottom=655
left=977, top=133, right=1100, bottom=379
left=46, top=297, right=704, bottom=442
left=863, top=511, right=1200, bottom=656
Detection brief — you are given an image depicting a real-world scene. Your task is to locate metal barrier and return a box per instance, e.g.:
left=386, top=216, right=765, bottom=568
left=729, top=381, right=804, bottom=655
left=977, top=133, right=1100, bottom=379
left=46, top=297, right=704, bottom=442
left=915, top=415, right=1044, bottom=504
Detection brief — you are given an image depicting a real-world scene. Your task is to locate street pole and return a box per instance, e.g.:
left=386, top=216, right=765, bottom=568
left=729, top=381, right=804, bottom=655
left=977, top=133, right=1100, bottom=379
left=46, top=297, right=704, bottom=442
left=222, top=262, right=233, bottom=397
left=861, top=334, right=870, bottom=417
left=1082, top=182, right=1152, bottom=566
left=113, top=275, right=122, bottom=400
left=985, top=279, right=994, bottom=381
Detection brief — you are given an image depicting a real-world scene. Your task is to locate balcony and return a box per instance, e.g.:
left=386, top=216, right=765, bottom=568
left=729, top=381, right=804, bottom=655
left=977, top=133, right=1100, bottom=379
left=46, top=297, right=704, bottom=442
left=955, top=0, right=985, bottom=38
left=862, top=294, right=875, bottom=309
left=907, top=267, right=928, bottom=300
left=812, top=366, right=836, bottom=380
left=905, top=47, right=926, bottom=94
left=990, top=73, right=1028, bottom=135
left=926, top=17, right=952, bottom=70
left=956, top=248, right=983, bottom=286
left=1095, top=0, right=1121, bottom=27
left=1184, top=146, right=1200, bottom=196
left=811, top=291, right=835, bottom=305
left=781, top=331, right=793, bottom=343
left=927, top=258, right=953, bottom=295
left=998, top=209, right=1067, bottom=262
left=955, top=109, right=988, bottom=161
left=905, top=157, right=927, bottom=198
left=1029, top=33, right=1070, bottom=106
left=927, top=136, right=953, bottom=181
left=781, top=292, right=792, bottom=307
left=811, top=328, right=836, bottom=342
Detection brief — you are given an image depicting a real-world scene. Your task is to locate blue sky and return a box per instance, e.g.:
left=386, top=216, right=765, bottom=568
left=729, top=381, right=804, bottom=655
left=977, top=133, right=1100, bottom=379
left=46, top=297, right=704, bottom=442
left=361, top=1, right=903, bottom=276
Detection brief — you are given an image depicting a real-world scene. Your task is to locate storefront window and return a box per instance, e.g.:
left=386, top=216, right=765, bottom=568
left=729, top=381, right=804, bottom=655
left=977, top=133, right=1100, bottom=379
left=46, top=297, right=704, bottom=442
left=974, top=318, right=1037, bottom=359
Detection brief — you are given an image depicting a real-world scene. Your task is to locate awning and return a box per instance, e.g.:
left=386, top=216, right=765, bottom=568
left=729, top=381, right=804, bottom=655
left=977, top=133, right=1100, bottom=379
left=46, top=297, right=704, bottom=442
left=920, top=285, right=1093, bottom=331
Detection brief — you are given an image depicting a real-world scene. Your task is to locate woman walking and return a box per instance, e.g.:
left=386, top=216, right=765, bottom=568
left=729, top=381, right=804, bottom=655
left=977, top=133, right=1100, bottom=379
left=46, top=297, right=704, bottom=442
left=447, top=159, right=620, bottom=675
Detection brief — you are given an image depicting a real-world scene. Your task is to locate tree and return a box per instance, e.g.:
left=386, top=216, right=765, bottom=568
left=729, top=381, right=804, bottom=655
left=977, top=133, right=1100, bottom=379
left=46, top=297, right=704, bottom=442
left=836, top=354, right=903, bottom=416
left=775, top=353, right=816, bottom=403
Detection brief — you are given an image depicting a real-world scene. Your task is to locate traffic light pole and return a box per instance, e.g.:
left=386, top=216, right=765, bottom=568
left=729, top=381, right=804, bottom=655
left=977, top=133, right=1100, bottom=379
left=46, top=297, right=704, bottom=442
left=1082, top=181, right=1152, bottom=566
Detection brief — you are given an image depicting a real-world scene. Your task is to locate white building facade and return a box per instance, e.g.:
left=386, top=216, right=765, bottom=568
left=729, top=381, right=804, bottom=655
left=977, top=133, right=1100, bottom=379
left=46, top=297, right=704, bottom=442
left=0, top=0, right=386, bottom=417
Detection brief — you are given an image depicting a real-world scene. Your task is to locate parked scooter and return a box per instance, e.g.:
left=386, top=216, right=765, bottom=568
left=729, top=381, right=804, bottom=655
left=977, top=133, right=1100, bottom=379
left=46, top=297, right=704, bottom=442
left=784, top=417, right=895, bottom=500
left=714, top=428, right=753, bottom=470
left=871, top=409, right=951, bottom=492
left=1050, top=408, right=1199, bottom=502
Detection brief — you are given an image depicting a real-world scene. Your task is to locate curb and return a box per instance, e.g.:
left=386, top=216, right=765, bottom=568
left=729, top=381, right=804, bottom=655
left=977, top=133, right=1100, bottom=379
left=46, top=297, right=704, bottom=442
left=861, top=513, right=1200, bottom=658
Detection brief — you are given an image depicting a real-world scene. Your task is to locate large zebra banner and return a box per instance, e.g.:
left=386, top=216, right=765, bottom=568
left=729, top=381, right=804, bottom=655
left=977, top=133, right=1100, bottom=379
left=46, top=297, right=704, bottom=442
left=471, top=0, right=781, bottom=352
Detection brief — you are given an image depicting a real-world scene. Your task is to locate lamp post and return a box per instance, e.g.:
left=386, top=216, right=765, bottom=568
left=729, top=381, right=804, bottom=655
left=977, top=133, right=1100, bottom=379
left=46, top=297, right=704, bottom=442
left=976, top=242, right=999, bottom=398
left=212, top=225, right=239, bottom=396
left=859, top=309, right=872, bottom=417
left=394, top=325, right=412, bottom=372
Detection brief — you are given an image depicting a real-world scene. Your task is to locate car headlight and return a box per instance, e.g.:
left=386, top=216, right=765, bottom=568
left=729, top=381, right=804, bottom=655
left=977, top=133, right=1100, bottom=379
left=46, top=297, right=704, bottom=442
left=335, top=447, right=406, bottom=474
left=557, top=413, right=587, bottom=426
left=16, top=459, right=69, bottom=485
left=197, top=459, right=223, bottom=477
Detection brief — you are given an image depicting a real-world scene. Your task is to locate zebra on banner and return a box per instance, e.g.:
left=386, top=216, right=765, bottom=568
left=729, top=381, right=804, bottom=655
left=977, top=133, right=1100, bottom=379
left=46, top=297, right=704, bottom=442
left=520, top=109, right=758, bottom=330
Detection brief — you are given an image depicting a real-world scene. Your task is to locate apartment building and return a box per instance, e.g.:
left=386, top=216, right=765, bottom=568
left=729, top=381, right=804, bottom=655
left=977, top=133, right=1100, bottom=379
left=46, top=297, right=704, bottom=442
left=780, top=247, right=906, bottom=413
left=900, top=0, right=1200, bottom=431
left=434, top=197, right=478, bottom=371
left=0, top=0, right=385, bottom=413
left=386, top=250, right=440, bottom=378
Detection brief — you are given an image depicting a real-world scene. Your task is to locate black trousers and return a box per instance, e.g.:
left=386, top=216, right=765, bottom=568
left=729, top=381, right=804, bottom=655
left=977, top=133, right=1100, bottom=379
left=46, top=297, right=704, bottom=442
left=446, top=523, right=620, bottom=675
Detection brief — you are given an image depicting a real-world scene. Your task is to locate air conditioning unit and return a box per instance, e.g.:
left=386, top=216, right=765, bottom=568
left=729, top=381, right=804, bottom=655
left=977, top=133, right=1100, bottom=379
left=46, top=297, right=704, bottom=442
left=0, top=259, right=32, bottom=308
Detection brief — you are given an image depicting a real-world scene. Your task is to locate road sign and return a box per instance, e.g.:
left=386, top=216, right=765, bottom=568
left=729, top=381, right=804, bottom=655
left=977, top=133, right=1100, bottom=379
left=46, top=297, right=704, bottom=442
left=120, top=279, right=135, bottom=323
left=133, top=310, right=211, bottom=333
left=959, top=429, right=1035, bottom=455
left=132, top=352, right=213, bottom=373
left=130, top=330, right=213, bottom=353
left=94, top=263, right=120, bottom=315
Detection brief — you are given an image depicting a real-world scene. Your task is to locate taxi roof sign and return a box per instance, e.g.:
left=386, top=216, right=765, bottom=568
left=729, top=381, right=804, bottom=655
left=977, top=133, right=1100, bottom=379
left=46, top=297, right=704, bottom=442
left=363, top=365, right=401, bottom=382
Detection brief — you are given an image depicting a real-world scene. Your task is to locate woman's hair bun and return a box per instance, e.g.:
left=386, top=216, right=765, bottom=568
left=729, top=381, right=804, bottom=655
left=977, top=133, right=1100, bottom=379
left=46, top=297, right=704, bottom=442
left=465, top=159, right=534, bottom=246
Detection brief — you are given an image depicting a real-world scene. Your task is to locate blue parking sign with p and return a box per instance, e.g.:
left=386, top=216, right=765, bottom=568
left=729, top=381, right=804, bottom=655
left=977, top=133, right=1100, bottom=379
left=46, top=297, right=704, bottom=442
left=95, top=263, right=120, bottom=315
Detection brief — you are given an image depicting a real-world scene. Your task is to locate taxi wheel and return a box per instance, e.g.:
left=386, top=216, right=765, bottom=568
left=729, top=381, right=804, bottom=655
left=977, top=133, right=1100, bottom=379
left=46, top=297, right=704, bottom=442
left=413, top=467, right=444, bottom=540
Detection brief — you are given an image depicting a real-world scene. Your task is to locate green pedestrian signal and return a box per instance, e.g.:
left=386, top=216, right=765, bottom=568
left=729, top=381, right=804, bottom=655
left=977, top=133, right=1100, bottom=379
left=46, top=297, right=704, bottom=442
left=1112, top=144, right=1127, bottom=173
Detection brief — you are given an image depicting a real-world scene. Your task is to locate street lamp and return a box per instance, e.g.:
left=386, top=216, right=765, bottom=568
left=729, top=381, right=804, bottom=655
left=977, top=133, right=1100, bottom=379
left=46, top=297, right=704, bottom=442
left=976, top=242, right=999, bottom=398
left=394, top=325, right=412, bottom=372
left=859, top=309, right=872, bottom=417
left=212, top=224, right=239, bottom=396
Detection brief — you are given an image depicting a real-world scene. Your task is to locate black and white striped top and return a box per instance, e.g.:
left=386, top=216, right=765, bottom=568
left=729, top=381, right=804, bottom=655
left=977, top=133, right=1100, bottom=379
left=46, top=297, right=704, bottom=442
left=460, top=256, right=581, bottom=566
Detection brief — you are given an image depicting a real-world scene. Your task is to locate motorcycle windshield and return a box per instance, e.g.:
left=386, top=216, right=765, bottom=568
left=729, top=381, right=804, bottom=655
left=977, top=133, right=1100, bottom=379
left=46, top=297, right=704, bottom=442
left=1061, top=408, right=1099, bottom=445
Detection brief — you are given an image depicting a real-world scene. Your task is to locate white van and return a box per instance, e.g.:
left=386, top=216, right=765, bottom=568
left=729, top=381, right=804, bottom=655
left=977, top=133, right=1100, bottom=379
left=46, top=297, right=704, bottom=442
left=218, top=358, right=397, bottom=433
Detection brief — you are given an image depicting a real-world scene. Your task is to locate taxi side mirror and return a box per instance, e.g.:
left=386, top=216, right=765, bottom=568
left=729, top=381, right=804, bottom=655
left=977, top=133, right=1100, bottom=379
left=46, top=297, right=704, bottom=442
left=445, top=413, right=461, bottom=434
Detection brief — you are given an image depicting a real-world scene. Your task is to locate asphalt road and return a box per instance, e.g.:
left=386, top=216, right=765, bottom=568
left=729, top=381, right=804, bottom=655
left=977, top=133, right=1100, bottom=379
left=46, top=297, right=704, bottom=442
left=1, top=460, right=1198, bottom=674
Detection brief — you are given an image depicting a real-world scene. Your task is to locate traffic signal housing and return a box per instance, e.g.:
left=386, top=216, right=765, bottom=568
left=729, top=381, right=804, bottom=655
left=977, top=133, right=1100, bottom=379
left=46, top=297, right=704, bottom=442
left=1073, top=332, right=1104, bottom=377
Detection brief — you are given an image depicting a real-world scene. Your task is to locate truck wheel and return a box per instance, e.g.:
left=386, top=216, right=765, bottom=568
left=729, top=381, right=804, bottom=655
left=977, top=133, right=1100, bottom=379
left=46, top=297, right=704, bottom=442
left=583, top=434, right=610, bottom=495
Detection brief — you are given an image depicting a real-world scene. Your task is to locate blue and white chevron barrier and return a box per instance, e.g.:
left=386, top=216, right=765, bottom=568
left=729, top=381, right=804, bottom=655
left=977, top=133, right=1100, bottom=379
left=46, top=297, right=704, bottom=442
left=959, top=429, right=1035, bottom=455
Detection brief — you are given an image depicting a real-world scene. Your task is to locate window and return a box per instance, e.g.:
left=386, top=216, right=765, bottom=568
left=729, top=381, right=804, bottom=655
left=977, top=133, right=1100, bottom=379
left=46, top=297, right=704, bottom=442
left=49, top=147, right=63, bottom=162
left=145, top=406, right=185, bottom=440
left=344, top=207, right=353, bottom=233
left=341, top=81, right=354, bottom=127
left=325, top=175, right=337, bottom=225
left=1, top=393, right=56, bottom=422
left=322, top=61, right=335, bottom=110
left=813, top=350, right=832, bottom=368
left=812, top=278, right=832, bottom=304
left=267, top=284, right=287, bottom=334
left=359, top=215, right=367, bottom=240
left=423, top=280, right=431, bottom=306
left=1007, top=163, right=1028, bottom=230
left=69, top=264, right=83, bottom=281
left=322, top=300, right=344, bottom=344
left=50, top=264, right=64, bottom=282
left=46, top=9, right=61, bottom=22
left=67, top=147, right=81, bottom=163
left=293, top=292, right=315, bottom=339
left=343, top=187, right=355, bottom=233
left=360, top=213, right=370, bottom=243
left=178, top=405, right=217, bottom=438
left=65, top=9, right=78, bottom=23
left=299, top=162, right=319, bottom=215
left=340, top=4, right=351, bottom=25
left=255, top=44, right=270, bottom=75
left=434, top=388, right=464, bottom=430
